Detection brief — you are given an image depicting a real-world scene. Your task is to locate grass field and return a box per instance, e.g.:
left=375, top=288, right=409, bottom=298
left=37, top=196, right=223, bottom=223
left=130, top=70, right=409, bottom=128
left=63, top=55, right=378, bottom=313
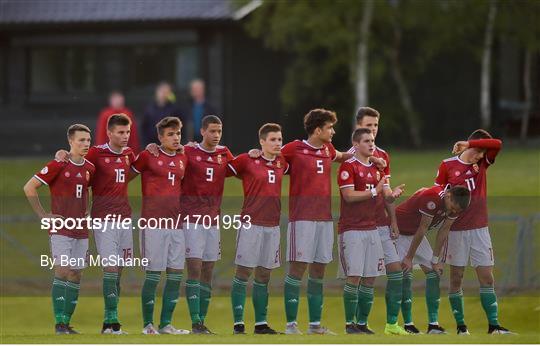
left=1, top=148, right=539, bottom=343
left=1, top=296, right=539, bottom=343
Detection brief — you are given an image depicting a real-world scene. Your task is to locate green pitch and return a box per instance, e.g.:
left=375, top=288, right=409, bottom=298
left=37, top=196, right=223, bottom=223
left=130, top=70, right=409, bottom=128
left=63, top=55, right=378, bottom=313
left=1, top=296, right=539, bottom=343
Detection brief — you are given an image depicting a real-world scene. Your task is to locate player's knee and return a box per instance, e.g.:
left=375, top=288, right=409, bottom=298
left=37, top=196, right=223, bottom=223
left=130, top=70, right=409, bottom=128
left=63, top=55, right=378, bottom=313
left=360, top=277, right=375, bottom=287
left=386, top=261, right=402, bottom=272
left=347, top=276, right=361, bottom=286
left=54, top=266, right=70, bottom=280
left=308, top=262, right=326, bottom=279
left=288, top=262, right=307, bottom=279
left=254, top=268, right=271, bottom=283
left=67, top=269, right=82, bottom=283
left=235, top=266, right=251, bottom=281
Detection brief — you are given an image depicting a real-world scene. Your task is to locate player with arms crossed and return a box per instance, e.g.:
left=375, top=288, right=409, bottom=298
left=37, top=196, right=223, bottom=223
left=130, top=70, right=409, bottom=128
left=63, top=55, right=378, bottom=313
left=56, top=114, right=135, bottom=334
left=346, top=107, right=406, bottom=335
left=24, top=124, right=95, bottom=334
left=436, top=129, right=512, bottom=335
left=278, top=108, right=351, bottom=335
left=129, top=117, right=190, bottom=335
left=228, top=123, right=289, bottom=335
left=338, top=128, right=406, bottom=335
left=396, top=185, right=471, bottom=334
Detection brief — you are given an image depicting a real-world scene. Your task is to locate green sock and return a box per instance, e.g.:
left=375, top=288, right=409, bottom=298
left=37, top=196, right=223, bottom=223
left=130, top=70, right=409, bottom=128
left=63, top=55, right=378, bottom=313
left=103, top=272, right=119, bottom=323
left=449, top=289, right=465, bottom=325
left=385, top=271, right=403, bottom=324
left=253, top=280, right=269, bottom=324
left=480, top=286, right=499, bottom=325
left=159, top=273, right=182, bottom=329
left=52, top=277, right=67, bottom=324
left=185, top=279, right=201, bottom=324
left=64, top=281, right=80, bottom=325
left=231, top=277, right=247, bottom=324
left=307, top=277, right=323, bottom=324
left=401, top=271, right=413, bottom=324
left=426, top=271, right=440, bottom=324
left=116, top=275, right=121, bottom=299
left=343, top=283, right=359, bottom=324
left=199, top=282, right=212, bottom=323
left=284, top=275, right=301, bottom=323
left=141, top=271, right=160, bottom=327
left=356, top=285, right=374, bottom=325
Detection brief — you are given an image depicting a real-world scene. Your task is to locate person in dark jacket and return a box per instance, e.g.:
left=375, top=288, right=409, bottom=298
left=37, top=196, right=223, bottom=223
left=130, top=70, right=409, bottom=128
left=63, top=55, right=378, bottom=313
left=181, top=79, right=216, bottom=142
left=141, top=82, right=182, bottom=146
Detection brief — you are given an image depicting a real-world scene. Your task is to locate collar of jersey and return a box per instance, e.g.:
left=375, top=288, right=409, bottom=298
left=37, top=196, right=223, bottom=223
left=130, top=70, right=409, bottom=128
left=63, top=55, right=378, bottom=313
left=302, top=139, right=324, bottom=150
left=69, top=158, right=85, bottom=166
left=197, top=143, right=217, bottom=153
left=159, top=147, right=176, bottom=157
left=351, top=156, right=373, bottom=167
left=105, top=142, right=124, bottom=155
left=455, top=155, right=472, bottom=165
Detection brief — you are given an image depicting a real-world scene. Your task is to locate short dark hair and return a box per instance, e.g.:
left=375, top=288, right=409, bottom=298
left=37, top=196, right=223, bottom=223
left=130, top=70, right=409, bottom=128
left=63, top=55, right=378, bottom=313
left=107, top=113, right=131, bottom=130
left=201, top=115, right=222, bottom=130
left=448, top=186, right=471, bottom=211
left=156, top=116, right=182, bottom=136
left=356, top=107, right=380, bottom=123
left=351, top=127, right=372, bottom=143
left=67, top=124, right=91, bottom=139
left=304, top=108, right=337, bottom=135
left=468, top=129, right=492, bottom=140
left=259, top=123, right=282, bottom=140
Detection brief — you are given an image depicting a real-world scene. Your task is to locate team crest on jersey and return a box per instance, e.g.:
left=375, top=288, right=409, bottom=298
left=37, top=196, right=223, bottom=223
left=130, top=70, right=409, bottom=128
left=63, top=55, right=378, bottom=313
left=105, top=158, right=110, bottom=163
left=217, top=154, right=222, bottom=164
left=64, top=172, right=70, bottom=178
left=427, top=201, right=436, bottom=210
left=276, top=160, right=281, bottom=168
left=86, top=171, right=90, bottom=181
left=473, top=163, right=479, bottom=173
left=454, top=170, right=461, bottom=176
left=125, top=155, right=130, bottom=165
left=179, top=161, right=184, bottom=169
left=340, top=170, right=349, bottom=180
left=40, top=166, right=48, bottom=174
left=325, top=147, right=329, bottom=156
left=196, top=156, right=202, bottom=161
left=158, top=160, right=163, bottom=166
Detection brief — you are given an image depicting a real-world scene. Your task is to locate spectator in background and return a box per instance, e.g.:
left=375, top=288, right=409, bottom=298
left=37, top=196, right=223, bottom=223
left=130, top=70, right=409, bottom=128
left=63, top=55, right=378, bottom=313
left=182, top=79, right=216, bottom=142
left=142, top=82, right=182, bottom=146
left=96, top=91, right=141, bottom=153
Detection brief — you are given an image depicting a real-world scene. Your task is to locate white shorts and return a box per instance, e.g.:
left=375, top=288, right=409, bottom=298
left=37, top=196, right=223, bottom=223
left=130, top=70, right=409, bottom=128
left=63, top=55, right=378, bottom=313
left=286, top=221, right=333, bottom=264
left=377, top=226, right=400, bottom=265
left=396, top=234, right=433, bottom=269
left=50, top=235, right=89, bottom=269
left=184, top=223, right=221, bottom=261
left=338, top=230, right=385, bottom=277
left=93, top=221, right=134, bottom=265
left=235, top=224, right=281, bottom=269
left=140, top=228, right=185, bottom=271
left=443, top=227, right=494, bottom=267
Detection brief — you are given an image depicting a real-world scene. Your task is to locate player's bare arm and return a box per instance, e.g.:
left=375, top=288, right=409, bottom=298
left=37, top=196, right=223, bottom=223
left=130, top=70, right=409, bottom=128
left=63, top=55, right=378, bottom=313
left=431, top=217, right=456, bottom=275
left=23, top=177, right=63, bottom=219
left=333, top=150, right=353, bottom=163
left=369, top=155, right=387, bottom=170
left=402, top=214, right=432, bottom=272
left=341, top=175, right=387, bottom=203
left=54, top=149, right=70, bottom=162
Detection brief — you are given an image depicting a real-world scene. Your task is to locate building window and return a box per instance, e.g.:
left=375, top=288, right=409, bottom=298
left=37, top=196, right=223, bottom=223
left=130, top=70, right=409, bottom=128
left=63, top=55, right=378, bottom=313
left=30, top=47, right=96, bottom=94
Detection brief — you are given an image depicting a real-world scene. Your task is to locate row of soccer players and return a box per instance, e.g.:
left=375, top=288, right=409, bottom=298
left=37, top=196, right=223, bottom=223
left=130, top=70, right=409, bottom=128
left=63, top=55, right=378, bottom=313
left=23, top=107, right=511, bottom=335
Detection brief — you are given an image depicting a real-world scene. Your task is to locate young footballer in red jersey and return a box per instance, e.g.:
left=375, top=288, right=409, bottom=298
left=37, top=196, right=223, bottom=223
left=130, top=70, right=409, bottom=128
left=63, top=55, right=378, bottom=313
left=147, top=115, right=234, bottom=334
left=338, top=128, right=407, bottom=335
left=228, top=123, right=289, bottom=335
left=56, top=114, right=135, bottom=334
left=396, top=185, right=470, bottom=334
left=344, top=107, right=407, bottom=335
left=279, top=109, right=352, bottom=335
left=24, top=124, right=95, bottom=335
left=435, top=129, right=512, bottom=335
left=129, top=117, right=190, bottom=335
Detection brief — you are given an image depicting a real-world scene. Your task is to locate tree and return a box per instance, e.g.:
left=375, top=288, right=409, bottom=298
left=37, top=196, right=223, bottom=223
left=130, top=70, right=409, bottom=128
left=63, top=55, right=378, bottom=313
left=480, top=0, right=498, bottom=130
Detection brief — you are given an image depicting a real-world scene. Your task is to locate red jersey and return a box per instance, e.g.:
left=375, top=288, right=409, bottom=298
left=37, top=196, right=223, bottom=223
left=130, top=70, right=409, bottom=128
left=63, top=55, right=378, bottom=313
left=281, top=140, right=337, bottom=221
left=228, top=153, right=289, bottom=227
left=85, top=143, right=136, bottom=219
left=131, top=149, right=188, bottom=221
left=434, top=139, right=501, bottom=231
left=180, top=144, right=234, bottom=225
left=349, top=145, right=391, bottom=227
left=337, top=157, right=382, bottom=233
left=396, top=186, right=457, bottom=235
left=34, top=159, right=95, bottom=238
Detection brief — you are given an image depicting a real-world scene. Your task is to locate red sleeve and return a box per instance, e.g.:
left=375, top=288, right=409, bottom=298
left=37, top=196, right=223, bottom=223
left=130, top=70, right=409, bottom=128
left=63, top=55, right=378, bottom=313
left=337, top=162, right=355, bottom=189
left=281, top=141, right=296, bottom=164
left=85, top=146, right=98, bottom=165
left=435, top=161, right=448, bottom=186
left=125, top=110, right=141, bottom=154
left=418, top=188, right=441, bottom=217
left=468, top=139, right=502, bottom=165
left=383, top=151, right=391, bottom=176
left=283, top=160, right=290, bottom=175
left=95, top=110, right=108, bottom=146
left=327, top=142, right=338, bottom=161
left=226, top=148, right=235, bottom=162
left=131, top=151, right=149, bottom=173
left=227, top=153, right=247, bottom=177
left=34, top=160, right=63, bottom=186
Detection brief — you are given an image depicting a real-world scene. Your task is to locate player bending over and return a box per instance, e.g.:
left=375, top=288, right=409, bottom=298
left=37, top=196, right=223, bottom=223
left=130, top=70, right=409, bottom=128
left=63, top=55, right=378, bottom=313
left=227, top=123, right=289, bottom=335
left=396, top=185, right=470, bottom=334
left=24, top=124, right=95, bottom=334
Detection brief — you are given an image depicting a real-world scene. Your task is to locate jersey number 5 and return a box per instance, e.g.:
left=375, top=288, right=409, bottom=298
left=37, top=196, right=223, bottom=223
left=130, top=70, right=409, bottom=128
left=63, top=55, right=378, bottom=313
left=316, top=159, right=323, bottom=174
